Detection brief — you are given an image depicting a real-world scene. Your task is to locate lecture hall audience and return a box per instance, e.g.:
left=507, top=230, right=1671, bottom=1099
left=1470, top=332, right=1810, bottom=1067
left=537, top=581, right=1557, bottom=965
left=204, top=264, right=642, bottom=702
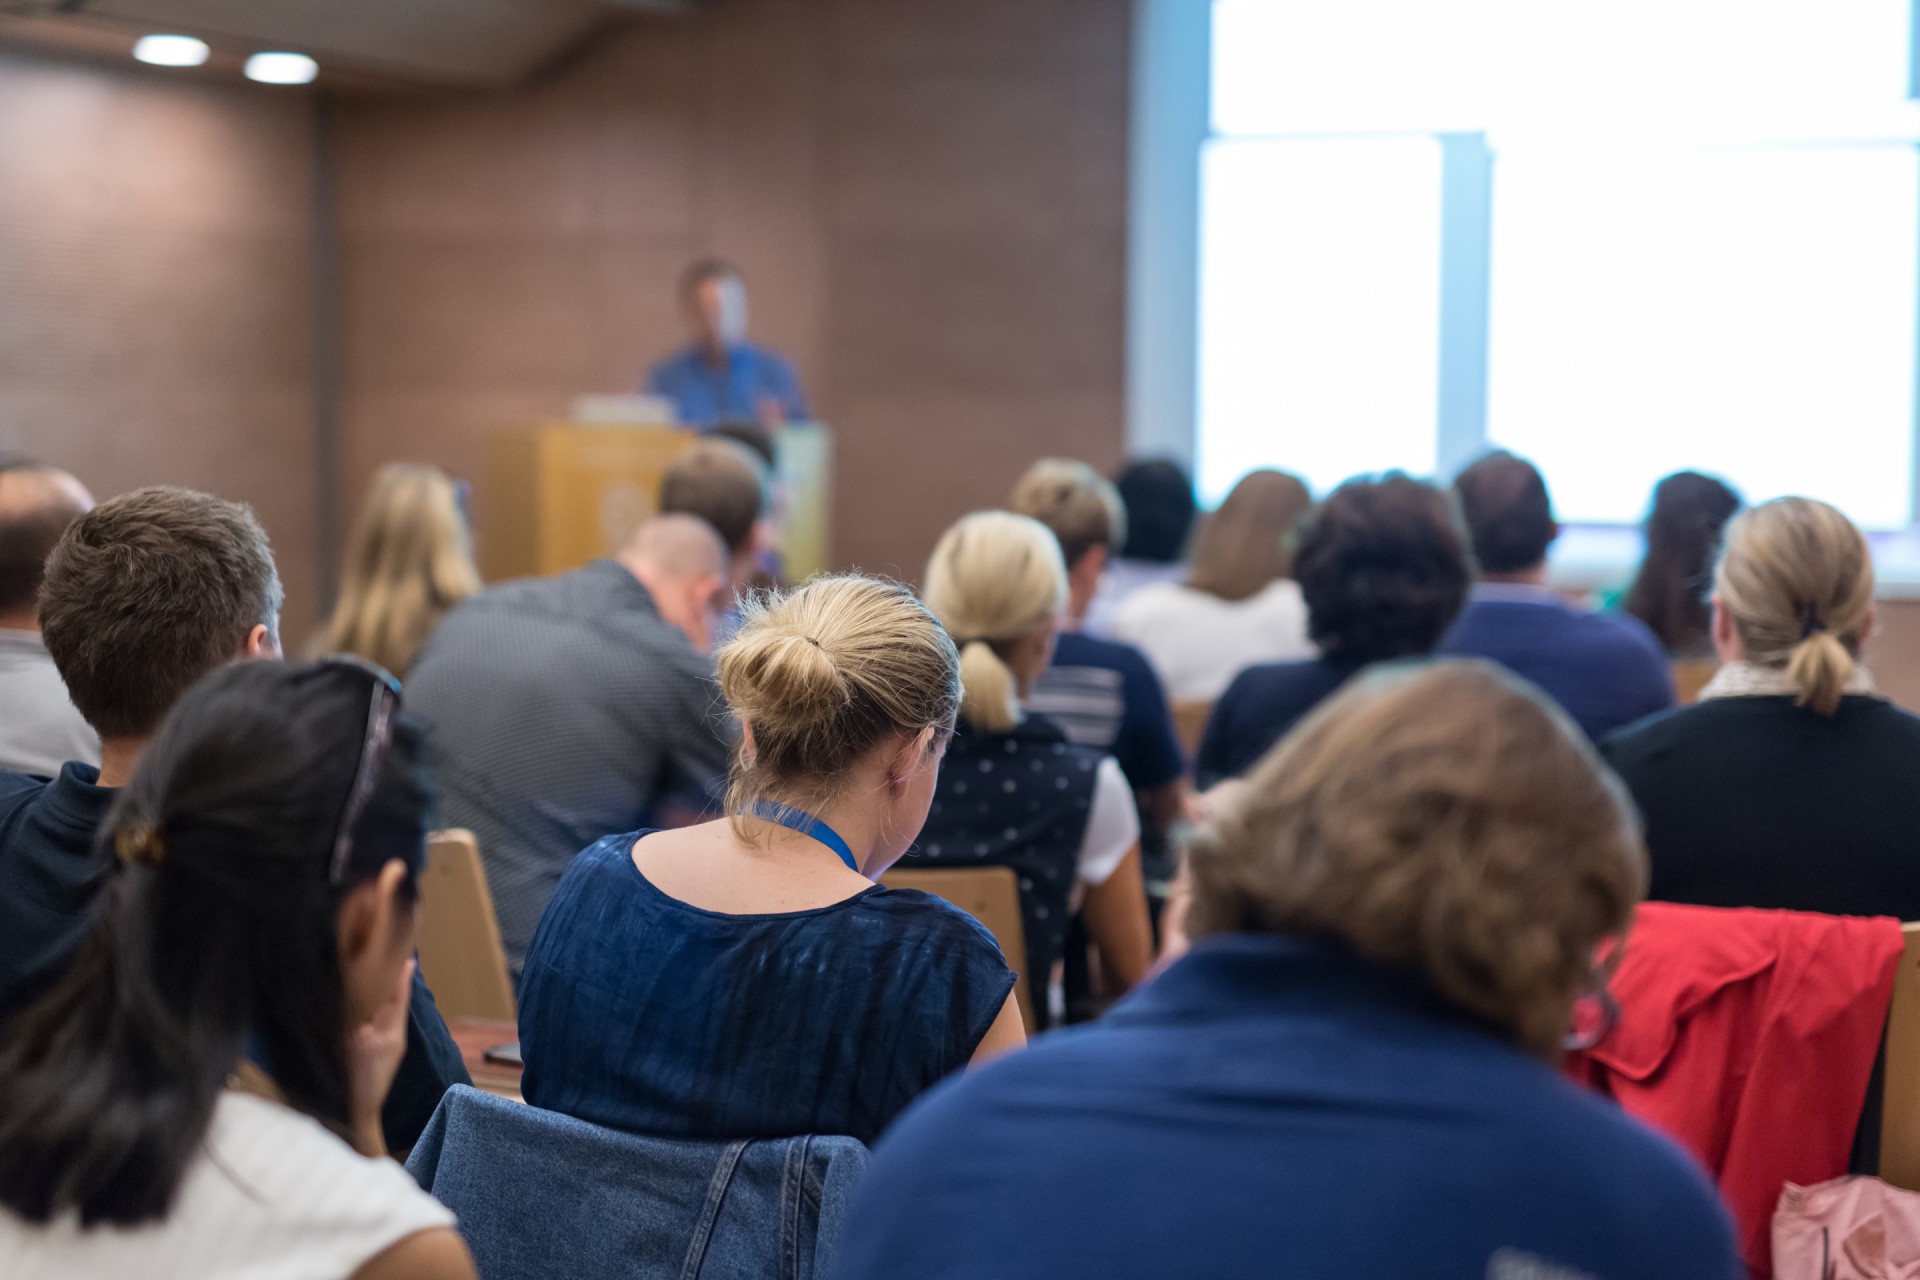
left=1112, top=468, right=1316, bottom=700
left=516, top=575, right=1023, bottom=1144
left=1082, top=457, right=1197, bottom=636
left=1012, top=459, right=1188, bottom=883
left=1198, top=473, right=1471, bottom=784
left=1438, top=450, right=1675, bottom=739
left=0, top=487, right=468, bottom=1153
left=0, top=459, right=96, bottom=776
left=0, top=661, right=477, bottom=1280
left=317, top=463, right=481, bottom=676
left=1602, top=496, right=1920, bottom=919
left=837, top=662, right=1739, bottom=1280
left=915, top=511, right=1155, bottom=1024
left=1620, top=470, right=1743, bottom=658
left=403, top=515, right=734, bottom=979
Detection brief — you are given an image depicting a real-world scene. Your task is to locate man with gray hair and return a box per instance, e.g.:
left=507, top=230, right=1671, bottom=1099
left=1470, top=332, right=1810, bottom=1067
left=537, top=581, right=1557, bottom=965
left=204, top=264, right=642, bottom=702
left=406, top=514, right=735, bottom=976
left=0, top=459, right=95, bottom=775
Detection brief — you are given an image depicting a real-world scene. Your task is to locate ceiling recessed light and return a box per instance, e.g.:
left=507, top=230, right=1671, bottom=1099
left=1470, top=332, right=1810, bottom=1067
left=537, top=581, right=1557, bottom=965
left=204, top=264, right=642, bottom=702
left=133, top=34, right=209, bottom=67
left=245, top=52, right=318, bottom=85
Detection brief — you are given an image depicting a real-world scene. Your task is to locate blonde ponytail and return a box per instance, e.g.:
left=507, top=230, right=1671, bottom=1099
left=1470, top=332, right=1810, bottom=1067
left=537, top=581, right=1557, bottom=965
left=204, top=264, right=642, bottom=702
left=923, top=512, right=1069, bottom=734
left=1714, top=498, right=1873, bottom=716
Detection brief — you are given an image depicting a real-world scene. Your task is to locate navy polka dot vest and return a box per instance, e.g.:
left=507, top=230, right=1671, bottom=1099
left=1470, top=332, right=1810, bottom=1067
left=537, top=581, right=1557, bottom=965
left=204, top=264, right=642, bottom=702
left=909, top=712, right=1102, bottom=1025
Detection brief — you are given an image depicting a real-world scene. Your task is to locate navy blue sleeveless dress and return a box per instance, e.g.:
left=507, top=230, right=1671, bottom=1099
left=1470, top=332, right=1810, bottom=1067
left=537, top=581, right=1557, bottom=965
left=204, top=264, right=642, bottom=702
left=907, top=714, right=1102, bottom=1023
left=517, top=831, right=1016, bottom=1145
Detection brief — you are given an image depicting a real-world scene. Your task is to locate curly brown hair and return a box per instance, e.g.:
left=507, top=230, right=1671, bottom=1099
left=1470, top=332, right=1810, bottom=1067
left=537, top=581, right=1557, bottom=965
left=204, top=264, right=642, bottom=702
left=1293, top=474, right=1470, bottom=663
left=1185, top=660, right=1645, bottom=1059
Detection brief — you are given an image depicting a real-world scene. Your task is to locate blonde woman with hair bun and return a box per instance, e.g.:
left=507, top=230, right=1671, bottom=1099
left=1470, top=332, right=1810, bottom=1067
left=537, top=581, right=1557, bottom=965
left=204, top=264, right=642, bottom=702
left=516, top=574, right=1024, bottom=1146
left=1603, top=497, right=1920, bottom=919
left=319, top=463, right=481, bottom=676
left=918, top=512, right=1154, bottom=1026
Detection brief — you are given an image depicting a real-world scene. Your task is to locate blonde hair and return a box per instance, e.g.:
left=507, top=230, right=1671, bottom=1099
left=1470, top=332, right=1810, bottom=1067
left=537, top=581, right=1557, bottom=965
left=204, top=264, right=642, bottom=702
left=1187, top=469, right=1314, bottom=602
left=1714, top=497, right=1873, bottom=716
left=1008, top=458, right=1126, bottom=568
left=923, top=512, right=1068, bottom=734
left=1187, top=660, right=1646, bottom=1060
left=321, top=464, right=480, bottom=675
left=717, top=575, right=960, bottom=833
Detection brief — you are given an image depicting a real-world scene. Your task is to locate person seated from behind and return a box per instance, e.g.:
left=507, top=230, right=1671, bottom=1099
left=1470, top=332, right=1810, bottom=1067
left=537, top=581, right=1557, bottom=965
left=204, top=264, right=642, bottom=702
left=1603, top=497, right=1920, bottom=919
left=1198, top=474, right=1470, bottom=785
left=0, top=459, right=96, bottom=776
left=646, top=259, right=809, bottom=429
left=659, top=436, right=773, bottom=595
left=1112, top=469, right=1316, bottom=701
left=0, top=487, right=469, bottom=1153
left=405, top=515, right=735, bottom=981
left=916, top=512, right=1154, bottom=1025
left=1438, top=450, right=1672, bottom=739
left=1621, top=471, right=1742, bottom=658
left=317, top=463, right=481, bottom=676
left=1012, top=460, right=1188, bottom=883
left=1082, top=458, right=1197, bottom=637
left=0, top=660, right=477, bottom=1280
left=836, top=662, right=1739, bottom=1280
left=516, top=576, right=1024, bottom=1145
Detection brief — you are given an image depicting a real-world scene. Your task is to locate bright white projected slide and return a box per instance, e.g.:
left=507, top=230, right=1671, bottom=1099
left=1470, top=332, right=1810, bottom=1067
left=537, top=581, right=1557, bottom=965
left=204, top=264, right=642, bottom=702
left=1485, top=146, right=1919, bottom=529
left=1195, top=137, right=1442, bottom=503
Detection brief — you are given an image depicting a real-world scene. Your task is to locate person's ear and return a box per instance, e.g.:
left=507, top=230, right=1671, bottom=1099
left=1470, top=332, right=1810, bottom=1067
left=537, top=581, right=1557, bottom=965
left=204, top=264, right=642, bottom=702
left=336, top=859, right=412, bottom=1021
left=241, top=622, right=278, bottom=660
left=886, top=728, right=933, bottom=792
left=1710, top=595, right=1740, bottom=662
left=1084, top=544, right=1110, bottom=579
left=739, top=720, right=758, bottom=767
left=1863, top=603, right=1879, bottom=646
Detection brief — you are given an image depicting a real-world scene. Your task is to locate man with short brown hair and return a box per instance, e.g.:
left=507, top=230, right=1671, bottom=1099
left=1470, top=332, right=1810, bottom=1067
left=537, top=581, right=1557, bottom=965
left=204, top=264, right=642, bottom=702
left=0, top=459, right=96, bottom=775
left=659, top=437, right=771, bottom=591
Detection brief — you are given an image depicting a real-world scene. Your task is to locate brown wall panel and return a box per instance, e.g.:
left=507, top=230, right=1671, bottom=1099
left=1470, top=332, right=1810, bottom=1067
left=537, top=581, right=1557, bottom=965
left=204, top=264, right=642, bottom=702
left=0, top=52, right=322, bottom=631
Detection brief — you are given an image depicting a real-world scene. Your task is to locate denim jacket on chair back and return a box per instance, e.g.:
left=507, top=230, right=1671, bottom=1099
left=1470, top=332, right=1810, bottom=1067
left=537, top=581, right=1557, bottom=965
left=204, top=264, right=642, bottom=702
left=406, top=1086, right=869, bottom=1280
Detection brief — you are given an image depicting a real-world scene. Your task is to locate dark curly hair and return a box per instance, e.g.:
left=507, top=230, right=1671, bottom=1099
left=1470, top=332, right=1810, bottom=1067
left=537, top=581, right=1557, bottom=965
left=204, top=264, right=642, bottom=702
left=1294, top=474, right=1471, bottom=663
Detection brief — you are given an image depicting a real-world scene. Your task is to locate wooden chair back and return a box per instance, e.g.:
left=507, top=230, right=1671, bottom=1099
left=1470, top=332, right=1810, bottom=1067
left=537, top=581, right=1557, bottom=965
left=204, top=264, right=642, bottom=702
left=416, top=829, right=517, bottom=1023
left=1880, top=922, right=1920, bottom=1189
left=1672, top=658, right=1719, bottom=705
left=1171, top=699, right=1214, bottom=758
left=883, top=865, right=1035, bottom=1032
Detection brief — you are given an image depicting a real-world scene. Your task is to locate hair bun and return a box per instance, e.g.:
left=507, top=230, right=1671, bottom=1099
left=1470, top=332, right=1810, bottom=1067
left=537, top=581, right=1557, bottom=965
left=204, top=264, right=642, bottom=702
left=721, top=627, right=846, bottom=736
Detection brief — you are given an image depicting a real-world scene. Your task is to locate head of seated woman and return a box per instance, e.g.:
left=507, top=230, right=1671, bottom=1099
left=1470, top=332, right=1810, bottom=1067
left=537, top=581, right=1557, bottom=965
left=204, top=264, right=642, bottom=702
left=921, top=510, right=1069, bottom=735
left=718, top=575, right=961, bottom=876
left=1186, top=659, right=1646, bottom=1059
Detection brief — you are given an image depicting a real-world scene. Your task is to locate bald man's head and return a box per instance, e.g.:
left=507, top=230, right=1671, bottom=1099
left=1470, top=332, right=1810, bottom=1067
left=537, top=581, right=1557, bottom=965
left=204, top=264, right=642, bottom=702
left=0, top=461, right=93, bottom=626
left=621, top=515, right=730, bottom=652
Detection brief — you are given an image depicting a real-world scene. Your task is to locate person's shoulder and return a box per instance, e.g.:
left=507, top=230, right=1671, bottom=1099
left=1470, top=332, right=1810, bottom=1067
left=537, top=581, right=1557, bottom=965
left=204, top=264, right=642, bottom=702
left=1054, top=630, right=1152, bottom=677
left=865, top=887, right=1014, bottom=967
left=0, top=768, right=50, bottom=813
left=209, top=1092, right=453, bottom=1226
left=1598, top=697, right=1717, bottom=762
left=746, top=342, right=800, bottom=374
left=647, top=347, right=698, bottom=381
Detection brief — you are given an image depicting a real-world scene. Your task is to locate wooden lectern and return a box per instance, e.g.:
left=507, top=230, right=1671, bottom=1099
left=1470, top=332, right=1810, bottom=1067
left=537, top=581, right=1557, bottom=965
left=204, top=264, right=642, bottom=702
left=479, top=422, right=832, bottom=584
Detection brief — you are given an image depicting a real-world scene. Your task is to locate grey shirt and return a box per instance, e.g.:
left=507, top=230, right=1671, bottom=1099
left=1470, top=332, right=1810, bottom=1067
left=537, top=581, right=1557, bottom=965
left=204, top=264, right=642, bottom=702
left=404, top=560, right=733, bottom=975
left=0, top=630, right=98, bottom=777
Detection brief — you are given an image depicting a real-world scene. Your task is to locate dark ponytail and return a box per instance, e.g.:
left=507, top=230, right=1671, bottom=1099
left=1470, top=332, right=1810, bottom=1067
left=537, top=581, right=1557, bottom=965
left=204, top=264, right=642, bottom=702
left=0, top=659, right=431, bottom=1227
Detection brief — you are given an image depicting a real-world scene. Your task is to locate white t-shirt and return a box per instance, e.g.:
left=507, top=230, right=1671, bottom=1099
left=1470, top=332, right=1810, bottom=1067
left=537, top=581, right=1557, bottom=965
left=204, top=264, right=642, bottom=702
left=0, top=1091, right=455, bottom=1280
left=1112, top=578, right=1317, bottom=702
left=1076, top=757, right=1140, bottom=888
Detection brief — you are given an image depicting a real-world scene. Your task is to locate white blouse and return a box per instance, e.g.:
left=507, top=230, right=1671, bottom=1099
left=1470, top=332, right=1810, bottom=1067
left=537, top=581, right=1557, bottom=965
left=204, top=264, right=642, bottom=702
left=1, top=1091, right=455, bottom=1280
left=1112, top=578, right=1317, bottom=702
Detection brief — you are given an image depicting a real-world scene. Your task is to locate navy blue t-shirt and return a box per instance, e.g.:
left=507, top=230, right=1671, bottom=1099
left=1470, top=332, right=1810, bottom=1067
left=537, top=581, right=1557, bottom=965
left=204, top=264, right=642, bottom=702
left=838, top=935, right=1739, bottom=1280
left=1438, top=588, right=1674, bottom=740
left=1028, top=632, right=1185, bottom=794
left=1197, top=656, right=1364, bottom=784
left=518, top=830, right=1016, bottom=1145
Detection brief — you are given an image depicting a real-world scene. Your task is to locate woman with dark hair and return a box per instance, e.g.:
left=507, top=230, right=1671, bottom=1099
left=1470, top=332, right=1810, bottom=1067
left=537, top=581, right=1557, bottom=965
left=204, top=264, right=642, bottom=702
left=1084, top=458, right=1197, bottom=636
left=1621, top=472, right=1741, bottom=657
left=1196, top=474, right=1471, bottom=783
left=1114, top=469, right=1317, bottom=700
left=0, top=661, right=474, bottom=1280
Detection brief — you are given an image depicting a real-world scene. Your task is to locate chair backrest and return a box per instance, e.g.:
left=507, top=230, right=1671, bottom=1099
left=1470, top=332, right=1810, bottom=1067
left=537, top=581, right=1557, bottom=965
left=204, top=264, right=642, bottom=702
left=1172, top=699, right=1214, bottom=757
left=407, top=1085, right=868, bottom=1280
left=417, top=829, right=516, bottom=1022
left=882, top=865, right=1034, bottom=1032
left=1879, top=922, right=1920, bottom=1190
left=1671, top=658, right=1719, bottom=705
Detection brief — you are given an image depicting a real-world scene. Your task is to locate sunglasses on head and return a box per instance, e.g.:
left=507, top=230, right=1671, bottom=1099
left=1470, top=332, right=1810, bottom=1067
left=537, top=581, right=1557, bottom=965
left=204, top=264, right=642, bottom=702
left=318, top=656, right=403, bottom=888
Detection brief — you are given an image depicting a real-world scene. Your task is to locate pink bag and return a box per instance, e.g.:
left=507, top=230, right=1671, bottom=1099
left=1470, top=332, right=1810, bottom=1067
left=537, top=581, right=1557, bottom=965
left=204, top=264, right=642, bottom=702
left=1774, top=1177, right=1920, bottom=1278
